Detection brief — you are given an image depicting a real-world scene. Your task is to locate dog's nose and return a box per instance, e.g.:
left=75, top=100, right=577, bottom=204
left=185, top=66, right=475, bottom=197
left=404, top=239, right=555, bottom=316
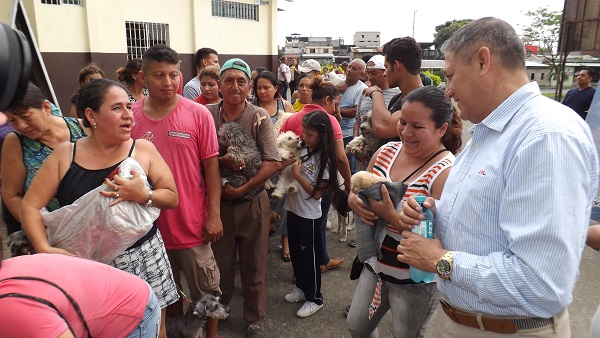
left=225, top=306, right=231, bottom=313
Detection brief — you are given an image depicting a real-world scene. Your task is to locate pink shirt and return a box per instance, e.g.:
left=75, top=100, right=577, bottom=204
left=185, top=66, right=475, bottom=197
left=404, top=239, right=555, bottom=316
left=0, top=254, right=149, bottom=338
left=131, top=96, right=219, bottom=249
left=280, top=104, right=343, bottom=140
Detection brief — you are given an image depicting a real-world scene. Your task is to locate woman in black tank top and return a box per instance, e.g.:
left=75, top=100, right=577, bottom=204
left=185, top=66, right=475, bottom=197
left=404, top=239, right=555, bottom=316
left=19, top=79, right=180, bottom=336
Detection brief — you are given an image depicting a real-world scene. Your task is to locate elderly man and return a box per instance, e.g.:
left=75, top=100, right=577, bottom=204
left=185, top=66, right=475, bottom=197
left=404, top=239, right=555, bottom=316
left=206, top=58, right=281, bottom=338
left=398, top=17, right=599, bottom=337
left=183, top=47, right=219, bottom=100
left=339, top=58, right=367, bottom=174
left=563, top=67, right=596, bottom=120
left=364, top=37, right=425, bottom=140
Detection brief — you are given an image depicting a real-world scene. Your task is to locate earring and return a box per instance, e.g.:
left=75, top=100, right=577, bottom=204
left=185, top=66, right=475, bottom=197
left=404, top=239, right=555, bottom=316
left=93, top=122, right=97, bottom=129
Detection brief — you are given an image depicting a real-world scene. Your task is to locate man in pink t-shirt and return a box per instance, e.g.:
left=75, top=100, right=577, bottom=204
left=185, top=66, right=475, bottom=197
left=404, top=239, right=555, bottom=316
left=0, top=251, right=155, bottom=338
left=132, top=44, right=222, bottom=337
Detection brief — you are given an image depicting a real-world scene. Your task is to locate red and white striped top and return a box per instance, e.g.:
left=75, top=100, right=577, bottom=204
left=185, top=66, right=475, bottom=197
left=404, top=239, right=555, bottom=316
left=367, top=141, right=454, bottom=283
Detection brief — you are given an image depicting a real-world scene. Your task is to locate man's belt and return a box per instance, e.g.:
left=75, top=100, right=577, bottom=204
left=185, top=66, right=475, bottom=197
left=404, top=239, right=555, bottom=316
left=440, top=299, right=561, bottom=334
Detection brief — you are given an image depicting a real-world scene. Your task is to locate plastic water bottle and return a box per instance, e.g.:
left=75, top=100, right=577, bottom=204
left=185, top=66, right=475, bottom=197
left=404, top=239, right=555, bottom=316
left=409, top=195, right=436, bottom=283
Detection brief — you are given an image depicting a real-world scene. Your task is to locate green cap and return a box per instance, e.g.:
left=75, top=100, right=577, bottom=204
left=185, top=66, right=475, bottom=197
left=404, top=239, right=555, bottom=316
left=220, top=58, right=251, bottom=79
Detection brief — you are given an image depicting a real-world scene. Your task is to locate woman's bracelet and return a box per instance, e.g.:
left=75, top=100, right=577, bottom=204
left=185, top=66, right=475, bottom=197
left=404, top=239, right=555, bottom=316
left=369, top=89, right=383, bottom=99
left=145, top=190, right=153, bottom=207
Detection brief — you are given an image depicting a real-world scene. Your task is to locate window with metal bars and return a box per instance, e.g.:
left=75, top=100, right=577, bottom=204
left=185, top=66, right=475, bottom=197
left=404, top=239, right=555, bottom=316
left=125, top=21, right=170, bottom=60
left=211, top=0, right=259, bottom=21
left=41, top=0, right=83, bottom=5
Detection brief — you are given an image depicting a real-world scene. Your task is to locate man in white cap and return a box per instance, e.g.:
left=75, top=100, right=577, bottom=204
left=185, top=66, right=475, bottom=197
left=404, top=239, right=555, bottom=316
left=354, top=54, right=400, bottom=167
left=298, top=59, right=322, bottom=76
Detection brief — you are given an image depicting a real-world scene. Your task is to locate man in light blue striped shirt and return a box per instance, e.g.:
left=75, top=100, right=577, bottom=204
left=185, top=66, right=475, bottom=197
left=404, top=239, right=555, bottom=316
left=397, top=17, right=599, bottom=337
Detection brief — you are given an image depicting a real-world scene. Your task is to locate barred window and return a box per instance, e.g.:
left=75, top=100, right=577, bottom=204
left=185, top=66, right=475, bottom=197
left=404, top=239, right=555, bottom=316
left=125, top=21, right=170, bottom=60
left=211, top=0, right=259, bottom=21
left=41, top=0, right=83, bottom=5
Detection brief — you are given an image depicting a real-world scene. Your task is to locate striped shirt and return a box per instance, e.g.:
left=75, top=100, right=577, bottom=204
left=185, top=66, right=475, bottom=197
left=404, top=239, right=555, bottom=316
left=437, top=82, right=599, bottom=317
left=367, top=142, right=454, bottom=283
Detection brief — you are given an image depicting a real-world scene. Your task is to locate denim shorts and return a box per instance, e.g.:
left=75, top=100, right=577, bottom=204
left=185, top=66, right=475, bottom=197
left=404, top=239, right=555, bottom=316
left=126, top=285, right=161, bottom=338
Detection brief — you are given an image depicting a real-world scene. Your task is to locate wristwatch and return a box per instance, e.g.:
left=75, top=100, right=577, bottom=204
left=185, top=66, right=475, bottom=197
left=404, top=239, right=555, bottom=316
left=436, top=251, right=454, bottom=280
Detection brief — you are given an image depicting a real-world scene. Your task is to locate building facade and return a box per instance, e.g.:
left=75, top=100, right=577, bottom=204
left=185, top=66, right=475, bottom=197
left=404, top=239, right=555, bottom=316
left=1, top=0, right=279, bottom=111
left=353, top=31, right=380, bottom=47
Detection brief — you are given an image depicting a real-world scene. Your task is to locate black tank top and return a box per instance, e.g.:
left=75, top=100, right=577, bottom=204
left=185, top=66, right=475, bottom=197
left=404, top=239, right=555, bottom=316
left=56, top=140, right=136, bottom=208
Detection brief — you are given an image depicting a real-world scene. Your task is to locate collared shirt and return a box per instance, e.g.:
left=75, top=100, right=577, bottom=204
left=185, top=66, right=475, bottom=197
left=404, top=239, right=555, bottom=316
left=437, top=82, right=599, bottom=318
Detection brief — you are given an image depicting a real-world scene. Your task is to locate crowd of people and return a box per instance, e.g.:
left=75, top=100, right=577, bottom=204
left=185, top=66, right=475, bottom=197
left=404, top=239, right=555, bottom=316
left=0, top=16, right=598, bottom=338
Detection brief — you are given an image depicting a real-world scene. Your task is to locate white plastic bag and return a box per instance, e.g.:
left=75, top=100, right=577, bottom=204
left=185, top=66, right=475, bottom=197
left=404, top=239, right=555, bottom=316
left=44, top=158, right=160, bottom=264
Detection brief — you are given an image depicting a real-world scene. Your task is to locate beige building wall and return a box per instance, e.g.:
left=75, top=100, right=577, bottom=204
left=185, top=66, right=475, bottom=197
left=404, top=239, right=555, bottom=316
left=2, top=0, right=279, bottom=109
left=13, top=0, right=278, bottom=55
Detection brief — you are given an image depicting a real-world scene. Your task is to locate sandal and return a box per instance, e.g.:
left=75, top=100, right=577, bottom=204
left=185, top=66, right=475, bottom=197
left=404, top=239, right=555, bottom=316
left=281, top=251, right=291, bottom=262
left=320, top=257, right=344, bottom=272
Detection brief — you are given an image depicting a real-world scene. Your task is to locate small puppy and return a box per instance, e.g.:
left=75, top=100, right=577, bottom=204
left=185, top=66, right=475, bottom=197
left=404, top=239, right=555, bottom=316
left=272, top=131, right=302, bottom=199
left=218, top=122, right=263, bottom=199
left=345, top=110, right=379, bottom=161
left=7, top=230, right=35, bottom=257
left=166, top=294, right=230, bottom=338
left=350, top=171, right=387, bottom=194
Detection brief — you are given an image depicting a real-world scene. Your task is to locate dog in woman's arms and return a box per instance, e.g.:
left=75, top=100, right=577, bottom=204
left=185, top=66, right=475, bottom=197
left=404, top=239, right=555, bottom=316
left=217, top=122, right=263, bottom=199
left=166, top=293, right=230, bottom=338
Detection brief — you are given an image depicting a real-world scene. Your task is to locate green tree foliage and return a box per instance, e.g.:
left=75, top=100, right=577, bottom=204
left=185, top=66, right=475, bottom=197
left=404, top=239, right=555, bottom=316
left=433, top=19, right=473, bottom=57
left=423, top=70, right=442, bottom=86
left=521, top=8, right=563, bottom=82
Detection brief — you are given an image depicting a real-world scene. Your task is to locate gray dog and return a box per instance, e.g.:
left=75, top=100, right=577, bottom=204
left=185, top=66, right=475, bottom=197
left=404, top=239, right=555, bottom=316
left=217, top=122, right=263, bottom=200
left=166, top=294, right=230, bottom=338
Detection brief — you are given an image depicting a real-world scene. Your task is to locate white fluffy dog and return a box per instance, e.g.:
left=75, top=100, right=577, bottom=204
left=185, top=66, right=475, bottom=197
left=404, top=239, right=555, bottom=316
left=271, top=131, right=302, bottom=199
left=345, top=110, right=379, bottom=161
left=327, top=71, right=346, bottom=87
left=273, top=112, right=294, bottom=135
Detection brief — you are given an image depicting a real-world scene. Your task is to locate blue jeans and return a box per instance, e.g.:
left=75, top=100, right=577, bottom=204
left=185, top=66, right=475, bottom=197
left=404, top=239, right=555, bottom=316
left=346, top=267, right=439, bottom=338
left=126, top=286, right=161, bottom=338
left=318, top=192, right=333, bottom=265
left=343, top=136, right=357, bottom=174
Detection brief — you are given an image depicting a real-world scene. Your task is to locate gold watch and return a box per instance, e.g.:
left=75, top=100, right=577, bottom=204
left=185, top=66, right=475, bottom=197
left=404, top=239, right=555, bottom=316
left=436, top=251, right=454, bottom=280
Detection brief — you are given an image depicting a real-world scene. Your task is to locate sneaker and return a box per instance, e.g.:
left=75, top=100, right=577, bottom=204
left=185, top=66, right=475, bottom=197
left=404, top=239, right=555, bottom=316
left=348, top=239, right=356, bottom=248
left=285, top=288, right=306, bottom=303
left=246, top=324, right=264, bottom=338
left=296, top=301, right=323, bottom=318
left=344, top=304, right=351, bottom=317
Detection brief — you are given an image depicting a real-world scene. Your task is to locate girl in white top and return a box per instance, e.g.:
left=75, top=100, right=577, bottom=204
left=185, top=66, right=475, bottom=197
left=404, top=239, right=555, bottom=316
left=283, top=110, right=342, bottom=318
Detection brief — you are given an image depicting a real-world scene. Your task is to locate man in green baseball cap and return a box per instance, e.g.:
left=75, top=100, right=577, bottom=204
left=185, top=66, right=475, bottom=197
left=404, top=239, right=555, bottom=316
left=207, top=58, right=282, bottom=337
left=220, top=58, right=251, bottom=79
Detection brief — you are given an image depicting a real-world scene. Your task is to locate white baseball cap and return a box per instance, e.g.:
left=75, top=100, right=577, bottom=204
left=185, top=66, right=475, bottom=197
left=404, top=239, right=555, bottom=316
left=298, top=59, right=321, bottom=73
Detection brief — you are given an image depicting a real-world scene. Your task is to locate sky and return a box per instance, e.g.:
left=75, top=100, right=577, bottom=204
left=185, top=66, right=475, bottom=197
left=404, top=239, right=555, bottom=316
left=276, top=0, right=565, bottom=47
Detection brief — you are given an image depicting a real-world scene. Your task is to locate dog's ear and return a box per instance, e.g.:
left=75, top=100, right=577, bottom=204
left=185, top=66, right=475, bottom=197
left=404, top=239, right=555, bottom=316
left=192, top=297, right=209, bottom=320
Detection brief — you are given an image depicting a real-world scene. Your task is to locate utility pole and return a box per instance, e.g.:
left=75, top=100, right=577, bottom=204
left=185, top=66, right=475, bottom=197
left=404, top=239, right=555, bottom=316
left=412, top=10, right=417, bottom=38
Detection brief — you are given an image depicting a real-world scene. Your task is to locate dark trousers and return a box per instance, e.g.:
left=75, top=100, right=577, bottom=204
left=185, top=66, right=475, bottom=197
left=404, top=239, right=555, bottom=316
left=289, top=80, right=298, bottom=96
left=287, top=211, right=323, bottom=305
left=279, top=81, right=289, bottom=101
